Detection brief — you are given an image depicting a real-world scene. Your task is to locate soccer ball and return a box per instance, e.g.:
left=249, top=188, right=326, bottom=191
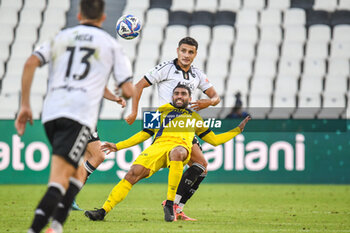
left=116, top=14, right=142, bottom=40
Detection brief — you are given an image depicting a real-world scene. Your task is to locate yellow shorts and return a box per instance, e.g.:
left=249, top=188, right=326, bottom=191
left=133, top=141, right=191, bottom=178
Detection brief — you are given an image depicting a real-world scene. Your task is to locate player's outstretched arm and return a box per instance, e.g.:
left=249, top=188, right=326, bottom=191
left=103, top=87, right=126, bottom=108
left=101, top=130, right=153, bottom=153
left=190, top=87, right=221, bottom=111
left=200, top=116, right=251, bottom=146
left=125, top=77, right=150, bottom=125
left=15, top=55, right=40, bottom=136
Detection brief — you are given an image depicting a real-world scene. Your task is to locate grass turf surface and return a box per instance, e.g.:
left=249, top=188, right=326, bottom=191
left=0, top=184, right=349, bottom=232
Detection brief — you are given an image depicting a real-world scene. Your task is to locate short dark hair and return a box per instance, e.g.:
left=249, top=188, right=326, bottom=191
left=178, top=37, right=198, bottom=50
left=80, top=0, right=105, bottom=20
left=173, top=84, right=192, bottom=96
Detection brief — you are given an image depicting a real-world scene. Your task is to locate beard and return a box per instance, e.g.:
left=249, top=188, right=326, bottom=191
left=173, top=98, right=189, bottom=109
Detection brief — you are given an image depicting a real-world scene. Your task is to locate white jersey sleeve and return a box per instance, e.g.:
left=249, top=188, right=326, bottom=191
left=33, top=41, right=51, bottom=67
left=144, top=61, right=172, bottom=85
left=112, top=42, right=133, bottom=87
left=195, top=68, right=213, bottom=93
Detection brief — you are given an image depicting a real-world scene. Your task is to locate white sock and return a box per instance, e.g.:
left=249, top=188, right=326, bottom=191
left=51, top=220, right=63, bottom=233
left=174, top=194, right=182, bottom=205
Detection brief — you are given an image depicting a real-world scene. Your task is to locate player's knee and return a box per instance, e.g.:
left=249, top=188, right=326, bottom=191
left=169, top=146, right=188, bottom=161
left=190, top=150, right=208, bottom=168
left=95, top=151, right=105, bottom=165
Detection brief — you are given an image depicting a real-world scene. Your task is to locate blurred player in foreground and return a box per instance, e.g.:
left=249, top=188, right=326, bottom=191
left=125, top=37, right=220, bottom=220
left=84, top=84, right=250, bottom=222
left=15, top=0, right=133, bottom=232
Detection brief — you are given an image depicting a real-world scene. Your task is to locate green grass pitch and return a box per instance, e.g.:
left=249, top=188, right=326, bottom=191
left=1, top=184, right=349, bottom=232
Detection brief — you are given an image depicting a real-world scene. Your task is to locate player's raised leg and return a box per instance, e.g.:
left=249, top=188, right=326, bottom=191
left=173, top=143, right=207, bottom=221
left=84, top=164, right=150, bottom=221
left=164, top=146, right=189, bottom=222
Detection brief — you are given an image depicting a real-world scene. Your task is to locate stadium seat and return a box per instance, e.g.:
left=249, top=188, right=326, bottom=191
left=0, top=93, right=19, bottom=119
left=303, top=59, right=326, bottom=78
left=1, top=0, right=23, bottom=11
left=209, top=41, right=232, bottom=61
left=256, top=42, right=279, bottom=61
left=229, top=59, right=253, bottom=80
left=118, top=39, right=139, bottom=63
left=206, top=58, right=229, bottom=82
left=171, top=0, right=195, bottom=13
left=137, top=40, right=160, bottom=61
left=191, top=11, right=214, bottom=26
left=236, top=26, right=258, bottom=44
left=165, top=25, right=188, bottom=41
left=161, top=40, right=179, bottom=61
left=260, top=9, right=282, bottom=26
left=30, top=94, right=44, bottom=119
left=194, top=0, right=218, bottom=13
left=141, top=25, right=164, bottom=44
left=305, top=41, right=329, bottom=59
left=308, top=25, right=331, bottom=43
left=248, top=94, right=271, bottom=119
left=46, top=0, right=70, bottom=11
left=306, top=10, right=330, bottom=26
left=250, top=76, right=273, bottom=95
left=324, top=74, right=348, bottom=94
left=23, top=0, right=46, bottom=11
left=284, top=26, right=307, bottom=43
left=328, top=58, right=350, bottom=76
left=236, top=9, right=259, bottom=26
left=19, top=7, right=42, bottom=26
left=232, top=41, right=256, bottom=61
left=189, top=25, right=211, bottom=47
left=330, top=10, right=350, bottom=26
left=318, top=93, right=346, bottom=118
left=218, top=0, right=241, bottom=11
left=293, top=93, right=321, bottom=119
left=150, top=0, right=172, bottom=10
left=43, top=8, right=66, bottom=29
left=212, top=25, right=235, bottom=42
left=227, top=76, right=250, bottom=96
left=253, top=59, right=277, bottom=79
left=192, top=57, right=206, bottom=71
left=214, top=11, right=236, bottom=26
left=259, top=25, right=282, bottom=44
left=10, top=41, right=34, bottom=59
left=280, top=42, right=304, bottom=61
left=146, top=8, right=169, bottom=27
left=0, top=44, right=10, bottom=63
left=0, top=26, right=15, bottom=47
left=277, top=59, right=301, bottom=80
left=125, top=0, right=149, bottom=11
left=330, top=41, right=350, bottom=58
left=0, top=62, right=4, bottom=79
left=267, top=0, right=291, bottom=10
left=284, top=8, right=306, bottom=27
left=243, top=0, right=266, bottom=10
left=168, top=11, right=191, bottom=26
left=269, top=94, right=296, bottom=118
left=332, top=25, right=350, bottom=42
left=338, top=0, right=350, bottom=10
left=299, top=75, right=323, bottom=94
left=275, top=76, right=299, bottom=95
left=133, top=58, right=158, bottom=80
left=15, top=24, right=38, bottom=44
left=0, top=8, right=20, bottom=29
left=291, top=0, right=315, bottom=10
left=313, top=0, right=337, bottom=12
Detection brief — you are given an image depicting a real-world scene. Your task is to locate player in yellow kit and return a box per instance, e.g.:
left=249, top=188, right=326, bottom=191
left=84, top=84, right=251, bottom=222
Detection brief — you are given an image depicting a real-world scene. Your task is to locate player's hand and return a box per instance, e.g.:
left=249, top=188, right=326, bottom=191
left=125, top=112, right=137, bottom=125
left=115, top=96, right=126, bottom=108
left=190, top=99, right=212, bottom=111
left=15, top=106, right=33, bottom=136
left=101, top=142, right=118, bottom=154
left=238, top=116, right=251, bottom=132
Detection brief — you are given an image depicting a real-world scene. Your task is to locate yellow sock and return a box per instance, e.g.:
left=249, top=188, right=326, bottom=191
left=102, top=179, right=132, bottom=213
left=167, top=161, right=183, bottom=201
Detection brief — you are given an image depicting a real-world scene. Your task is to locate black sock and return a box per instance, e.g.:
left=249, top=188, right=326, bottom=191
left=84, top=161, right=96, bottom=180
left=52, top=178, right=83, bottom=225
left=175, top=163, right=205, bottom=204
left=29, top=183, right=65, bottom=233
left=180, top=173, right=206, bottom=205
